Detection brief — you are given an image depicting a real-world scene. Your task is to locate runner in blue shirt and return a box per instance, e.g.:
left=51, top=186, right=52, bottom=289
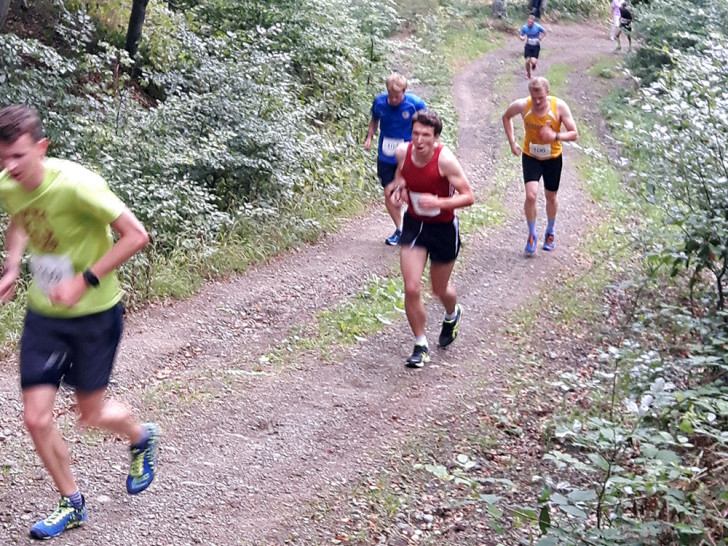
left=520, top=14, right=546, bottom=79
left=365, top=73, right=427, bottom=245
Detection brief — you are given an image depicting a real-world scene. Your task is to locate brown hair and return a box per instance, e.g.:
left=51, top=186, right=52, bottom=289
left=411, top=109, right=442, bottom=136
left=0, top=104, right=44, bottom=144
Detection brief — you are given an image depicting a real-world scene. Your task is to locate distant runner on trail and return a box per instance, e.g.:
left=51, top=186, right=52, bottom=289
left=610, top=0, right=622, bottom=40
left=501, top=77, right=579, bottom=255
left=520, top=14, right=546, bottom=79
left=390, top=110, right=474, bottom=368
left=0, top=104, right=159, bottom=540
left=614, top=1, right=633, bottom=52
left=365, top=73, right=427, bottom=246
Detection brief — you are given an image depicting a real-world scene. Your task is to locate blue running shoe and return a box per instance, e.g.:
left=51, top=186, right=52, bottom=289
left=385, top=229, right=402, bottom=246
left=405, top=344, right=430, bottom=368
left=30, top=496, right=86, bottom=539
left=525, top=233, right=537, bottom=255
left=543, top=231, right=555, bottom=251
left=127, top=422, right=160, bottom=495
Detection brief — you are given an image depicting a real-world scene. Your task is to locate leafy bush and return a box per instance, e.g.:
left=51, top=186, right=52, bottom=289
left=628, top=42, right=728, bottom=309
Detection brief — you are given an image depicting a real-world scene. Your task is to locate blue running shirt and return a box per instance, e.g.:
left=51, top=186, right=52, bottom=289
left=520, top=23, right=545, bottom=45
left=370, top=92, right=427, bottom=164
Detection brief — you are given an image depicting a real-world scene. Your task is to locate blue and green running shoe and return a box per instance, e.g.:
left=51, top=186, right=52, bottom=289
left=29, top=496, right=86, bottom=540
left=127, top=422, right=160, bottom=495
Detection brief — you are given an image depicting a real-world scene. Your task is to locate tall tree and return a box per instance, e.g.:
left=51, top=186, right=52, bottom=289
left=125, top=0, right=150, bottom=59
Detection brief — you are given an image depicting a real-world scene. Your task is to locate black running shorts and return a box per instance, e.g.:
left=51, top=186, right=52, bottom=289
left=524, top=44, right=540, bottom=59
left=399, top=213, right=461, bottom=264
left=522, top=153, right=563, bottom=192
left=20, top=303, right=124, bottom=391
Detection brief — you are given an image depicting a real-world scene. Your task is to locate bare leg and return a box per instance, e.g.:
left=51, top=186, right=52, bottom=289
left=401, top=246, right=429, bottom=338
left=545, top=189, right=558, bottom=220
left=23, top=386, right=77, bottom=496
left=75, top=388, right=144, bottom=444
left=384, top=182, right=403, bottom=229
left=524, top=181, right=539, bottom=223
left=430, top=260, right=457, bottom=315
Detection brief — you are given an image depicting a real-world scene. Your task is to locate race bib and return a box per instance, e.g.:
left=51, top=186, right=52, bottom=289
left=409, top=191, right=441, bottom=217
left=381, top=137, right=404, bottom=157
left=30, top=254, right=74, bottom=296
left=527, top=37, right=540, bottom=46
left=529, top=142, right=552, bottom=159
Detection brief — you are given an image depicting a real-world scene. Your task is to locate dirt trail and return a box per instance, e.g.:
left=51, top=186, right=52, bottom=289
left=0, top=22, right=617, bottom=545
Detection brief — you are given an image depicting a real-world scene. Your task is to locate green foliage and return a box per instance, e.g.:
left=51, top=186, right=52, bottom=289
left=543, top=0, right=603, bottom=19
left=627, top=43, right=728, bottom=309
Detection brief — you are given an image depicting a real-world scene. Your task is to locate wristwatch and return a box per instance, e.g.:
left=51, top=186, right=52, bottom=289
left=83, top=269, right=100, bottom=288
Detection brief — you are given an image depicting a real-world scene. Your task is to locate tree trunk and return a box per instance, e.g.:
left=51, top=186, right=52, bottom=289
left=0, top=0, right=10, bottom=31
left=125, top=0, right=150, bottom=59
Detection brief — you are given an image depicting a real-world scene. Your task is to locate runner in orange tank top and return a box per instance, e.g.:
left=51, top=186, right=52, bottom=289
left=389, top=110, right=474, bottom=368
left=502, top=77, right=578, bottom=255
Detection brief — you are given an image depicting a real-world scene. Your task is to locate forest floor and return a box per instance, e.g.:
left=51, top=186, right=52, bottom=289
left=0, top=21, right=628, bottom=546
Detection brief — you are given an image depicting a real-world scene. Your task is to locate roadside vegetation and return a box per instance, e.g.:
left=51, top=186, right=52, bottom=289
left=1, top=0, right=727, bottom=543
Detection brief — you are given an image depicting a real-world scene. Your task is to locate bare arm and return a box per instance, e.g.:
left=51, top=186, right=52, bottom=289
left=539, top=99, right=579, bottom=143
left=389, top=143, right=411, bottom=207
left=0, top=219, right=29, bottom=302
left=48, top=208, right=149, bottom=307
left=364, top=118, right=379, bottom=150
left=502, top=98, right=527, bottom=156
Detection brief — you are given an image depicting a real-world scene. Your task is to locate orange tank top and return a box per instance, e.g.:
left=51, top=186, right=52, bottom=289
left=522, top=96, right=562, bottom=159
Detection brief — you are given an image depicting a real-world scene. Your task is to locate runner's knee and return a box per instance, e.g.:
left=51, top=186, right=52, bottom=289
left=23, top=409, right=53, bottom=435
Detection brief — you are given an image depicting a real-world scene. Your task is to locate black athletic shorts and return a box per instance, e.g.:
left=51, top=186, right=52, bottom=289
left=399, top=212, right=461, bottom=264
left=20, top=303, right=124, bottom=391
left=377, top=160, right=398, bottom=188
left=524, top=44, right=540, bottom=59
left=522, top=153, right=563, bottom=192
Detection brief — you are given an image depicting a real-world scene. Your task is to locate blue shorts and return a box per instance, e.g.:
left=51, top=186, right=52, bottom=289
left=377, top=160, right=398, bottom=188
left=20, top=303, right=124, bottom=392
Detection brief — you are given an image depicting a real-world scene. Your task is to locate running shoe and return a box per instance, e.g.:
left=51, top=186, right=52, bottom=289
left=543, top=231, right=555, bottom=251
left=405, top=344, right=430, bottom=368
left=127, top=422, right=160, bottom=495
left=525, top=233, right=537, bottom=255
left=29, top=496, right=86, bottom=539
left=438, top=304, right=463, bottom=348
left=385, top=229, right=402, bottom=246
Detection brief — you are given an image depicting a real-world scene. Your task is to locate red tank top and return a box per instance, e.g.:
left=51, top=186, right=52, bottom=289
left=401, top=143, right=454, bottom=223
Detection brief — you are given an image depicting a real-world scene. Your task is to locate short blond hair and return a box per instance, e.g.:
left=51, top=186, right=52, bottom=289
left=528, top=76, right=550, bottom=94
left=386, top=73, right=408, bottom=93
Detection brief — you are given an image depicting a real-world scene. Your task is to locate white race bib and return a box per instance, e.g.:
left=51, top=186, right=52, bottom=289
left=409, top=191, right=441, bottom=217
left=30, top=254, right=74, bottom=296
left=381, top=137, right=404, bottom=157
left=527, top=37, right=540, bottom=46
left=529, top=142, right=552, bottom=159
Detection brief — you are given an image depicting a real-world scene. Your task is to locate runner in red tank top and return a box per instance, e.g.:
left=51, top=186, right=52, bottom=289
left=389, top=110, right=474, bottom=368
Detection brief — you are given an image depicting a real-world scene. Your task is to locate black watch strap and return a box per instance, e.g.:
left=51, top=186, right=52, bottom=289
left=83, top=269, right=100, bottom=287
